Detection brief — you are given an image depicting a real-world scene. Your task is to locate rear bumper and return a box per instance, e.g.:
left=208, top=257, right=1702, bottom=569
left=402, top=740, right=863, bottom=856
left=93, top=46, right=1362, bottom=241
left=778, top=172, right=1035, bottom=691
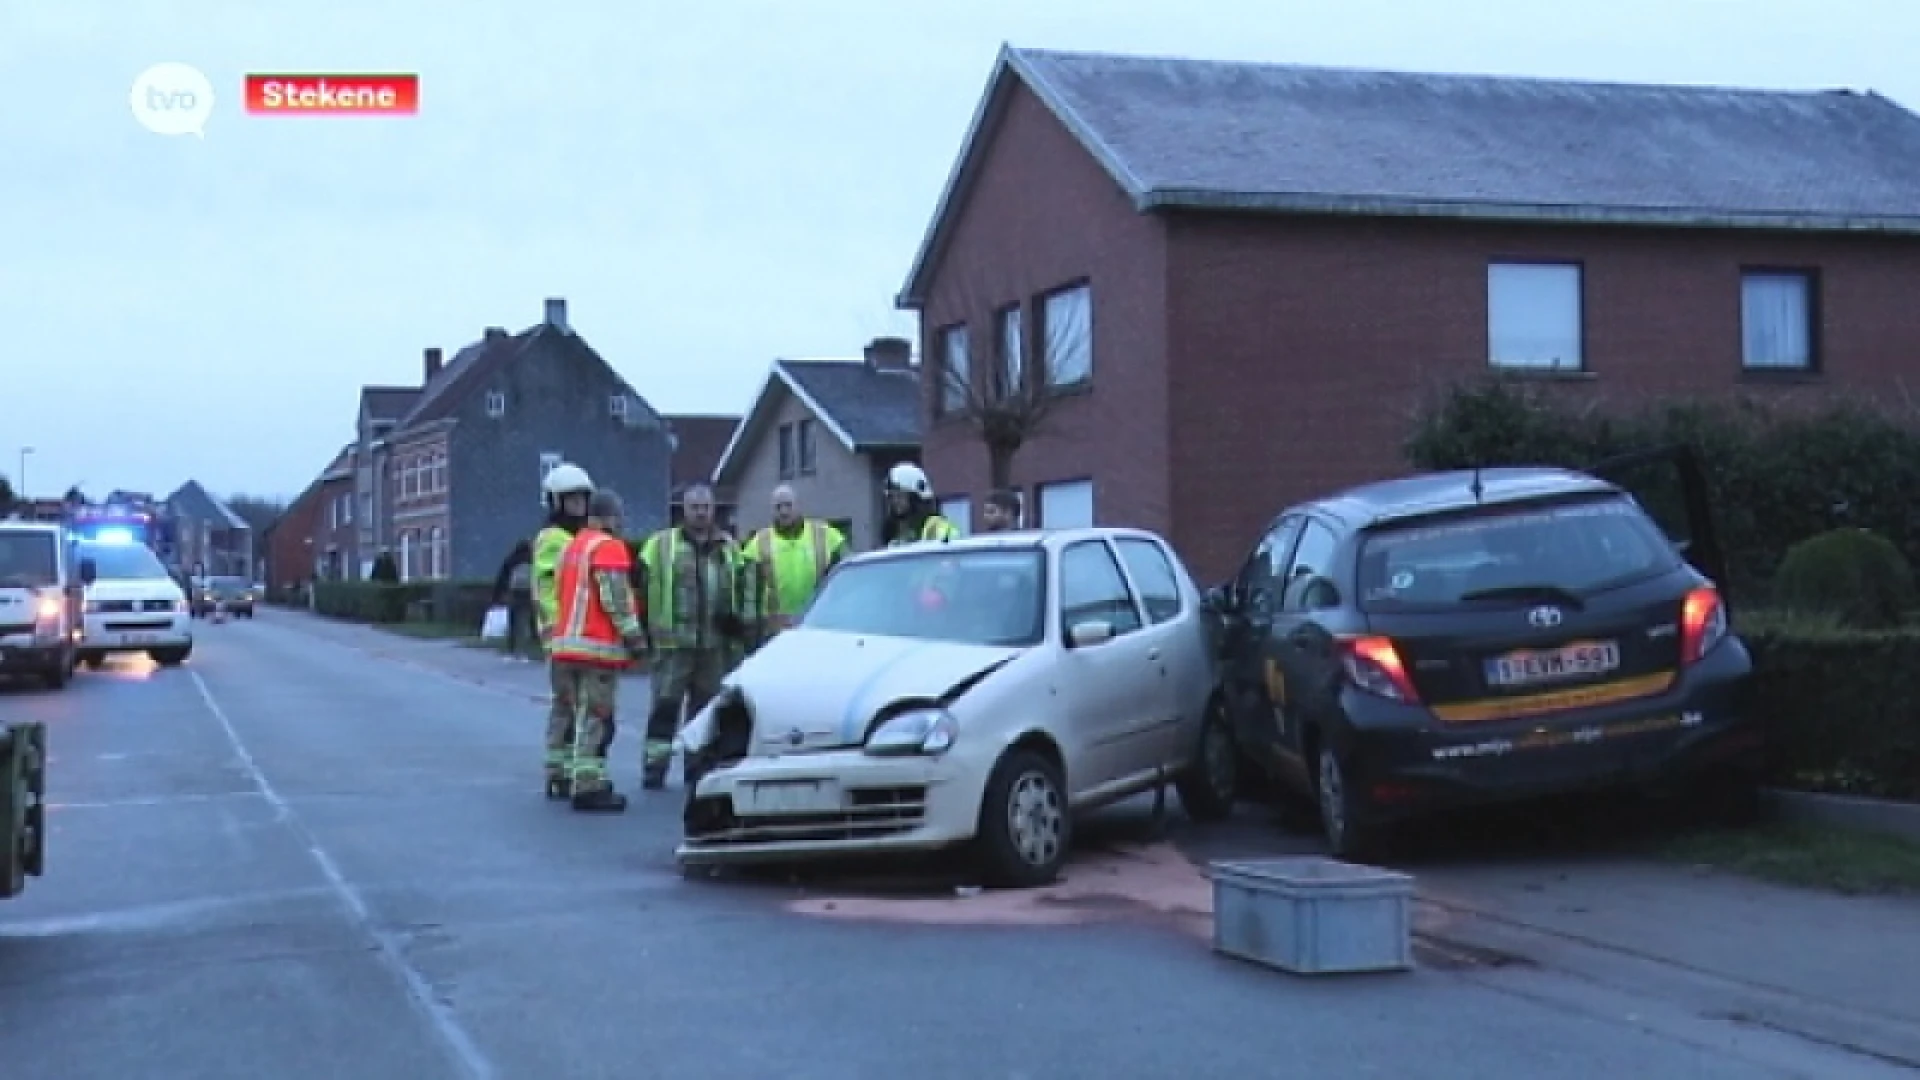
left=1342, top=639, right=1762, bottom=822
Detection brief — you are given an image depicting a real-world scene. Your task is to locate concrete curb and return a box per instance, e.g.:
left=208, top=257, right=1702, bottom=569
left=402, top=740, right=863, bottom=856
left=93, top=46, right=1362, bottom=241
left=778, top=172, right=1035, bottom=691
left=1763, top=787, right=1920, bottom=845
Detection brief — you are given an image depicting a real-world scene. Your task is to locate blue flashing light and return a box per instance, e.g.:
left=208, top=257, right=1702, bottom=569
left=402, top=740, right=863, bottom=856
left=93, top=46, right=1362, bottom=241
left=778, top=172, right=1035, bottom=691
left=91, top=526, right=136, bottom=545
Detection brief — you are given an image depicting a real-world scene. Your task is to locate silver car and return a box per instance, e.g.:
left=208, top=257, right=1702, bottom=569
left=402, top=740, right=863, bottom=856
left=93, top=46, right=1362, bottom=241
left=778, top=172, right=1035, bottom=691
left=676, top=527, right=1241, bottom=887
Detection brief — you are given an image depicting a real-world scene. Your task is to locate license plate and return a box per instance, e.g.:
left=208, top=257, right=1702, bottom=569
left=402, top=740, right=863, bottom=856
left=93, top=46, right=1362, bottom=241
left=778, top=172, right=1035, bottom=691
left=738, top=780, right=839, bottom=815
left=119, top=633, right=159, bottom=645
left=1485, top=640, right=1620, bottom=688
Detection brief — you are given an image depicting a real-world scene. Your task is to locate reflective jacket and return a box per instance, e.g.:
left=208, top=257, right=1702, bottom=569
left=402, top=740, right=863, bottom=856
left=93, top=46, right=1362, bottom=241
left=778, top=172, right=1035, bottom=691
left=745, top=520, right=847, bottom=622
left=886, top=514, right=960, bottom=548
left=549, top=529, right=639, bottom=668
left=531, top=525, right=574, bottom=636
left=639, top=527, right=754, bottom=650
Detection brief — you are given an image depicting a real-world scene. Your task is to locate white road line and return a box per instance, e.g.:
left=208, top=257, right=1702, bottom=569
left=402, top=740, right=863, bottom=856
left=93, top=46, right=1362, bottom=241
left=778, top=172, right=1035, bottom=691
left=190, top=669, right=496, bottom=1080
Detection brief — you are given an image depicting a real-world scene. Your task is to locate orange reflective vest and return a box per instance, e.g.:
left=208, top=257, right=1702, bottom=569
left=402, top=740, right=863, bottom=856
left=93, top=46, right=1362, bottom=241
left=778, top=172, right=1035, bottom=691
left=549, top=529, right=633, bottom=668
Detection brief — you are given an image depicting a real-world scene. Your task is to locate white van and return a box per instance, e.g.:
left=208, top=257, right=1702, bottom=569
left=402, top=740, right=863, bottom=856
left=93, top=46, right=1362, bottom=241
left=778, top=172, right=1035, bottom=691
left=0, top=521, right=84, bottom=689
left=76, top=538, right=193, bottom=668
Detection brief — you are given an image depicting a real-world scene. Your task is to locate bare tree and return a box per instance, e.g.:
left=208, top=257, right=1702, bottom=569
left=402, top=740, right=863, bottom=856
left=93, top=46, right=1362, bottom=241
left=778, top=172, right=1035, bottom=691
left=931, top=281, right=1091, bottom=490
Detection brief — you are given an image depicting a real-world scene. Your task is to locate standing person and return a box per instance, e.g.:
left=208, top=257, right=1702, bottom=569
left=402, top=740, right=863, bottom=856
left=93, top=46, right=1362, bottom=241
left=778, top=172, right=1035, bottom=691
left=880, top=463, right=961, bottom=547
left=548, top=490, right=648, bottom=812
left=534, top=462, right=595, bottom=799
left=743, top=483, right=847, bottom=640
left=490, top=540, right=538, bottom=660
left=636, top=483, right=755, bottom=790
left=980, top=489, right=1022, bottom=532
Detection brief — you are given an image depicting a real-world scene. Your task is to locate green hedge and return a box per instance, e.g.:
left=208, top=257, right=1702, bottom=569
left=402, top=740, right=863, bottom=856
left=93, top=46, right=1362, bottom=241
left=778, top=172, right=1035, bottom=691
left=1405, top=379, right=1920, bottom=600
left=311, top=580, right=496, bottom=628
left=1742, top=612, right=1920, bottom=800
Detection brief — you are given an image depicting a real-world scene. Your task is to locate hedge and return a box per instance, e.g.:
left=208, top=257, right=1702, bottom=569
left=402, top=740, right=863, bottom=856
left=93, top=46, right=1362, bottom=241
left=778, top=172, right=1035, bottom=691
left=1742, top=613, right=1920, bottom=800
left=1405, top=378, right=1920, bottom=601
left=311, top=580, right=496, bottom=629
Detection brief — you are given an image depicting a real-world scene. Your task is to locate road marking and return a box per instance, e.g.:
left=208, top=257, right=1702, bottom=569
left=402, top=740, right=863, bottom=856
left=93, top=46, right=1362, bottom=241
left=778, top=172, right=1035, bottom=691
left=189, top=669, right=496, bottom=1080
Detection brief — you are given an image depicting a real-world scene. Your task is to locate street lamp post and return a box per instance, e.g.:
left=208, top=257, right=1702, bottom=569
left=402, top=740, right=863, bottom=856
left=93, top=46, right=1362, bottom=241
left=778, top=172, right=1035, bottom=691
left=17, top=447, right=31, bottom=503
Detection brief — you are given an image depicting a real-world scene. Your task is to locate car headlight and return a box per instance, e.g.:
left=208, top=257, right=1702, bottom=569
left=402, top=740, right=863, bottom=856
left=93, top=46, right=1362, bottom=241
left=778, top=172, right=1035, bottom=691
left=864, top=707, right=958, bottom=756
left=34, top=594, right=61, bottom=620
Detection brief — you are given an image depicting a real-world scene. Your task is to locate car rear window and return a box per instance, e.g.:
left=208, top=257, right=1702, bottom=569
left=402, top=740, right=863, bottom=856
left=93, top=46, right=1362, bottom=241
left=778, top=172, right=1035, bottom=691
left=1357, top=495, right=1679, bottom=610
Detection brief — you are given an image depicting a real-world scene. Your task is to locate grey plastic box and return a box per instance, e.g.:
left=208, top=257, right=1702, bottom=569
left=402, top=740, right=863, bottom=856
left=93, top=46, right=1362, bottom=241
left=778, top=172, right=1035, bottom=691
left=1210, top=857, right=1414, bottom=975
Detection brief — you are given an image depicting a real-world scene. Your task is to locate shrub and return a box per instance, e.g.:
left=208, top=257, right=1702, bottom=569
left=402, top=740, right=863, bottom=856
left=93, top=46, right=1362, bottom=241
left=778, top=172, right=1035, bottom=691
left=1739, top=611, right=1920, bottom=800
left=1771, top=528, right=1917, bottom=630
left=311, top=580, right=495, bottom=625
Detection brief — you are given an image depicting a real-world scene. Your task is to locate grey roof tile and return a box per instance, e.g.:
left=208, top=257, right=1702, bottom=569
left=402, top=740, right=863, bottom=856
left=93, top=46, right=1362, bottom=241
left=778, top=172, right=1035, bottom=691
left=778, top=359, right=922, bottom=449
left=166, top=479, right=249, bottom=530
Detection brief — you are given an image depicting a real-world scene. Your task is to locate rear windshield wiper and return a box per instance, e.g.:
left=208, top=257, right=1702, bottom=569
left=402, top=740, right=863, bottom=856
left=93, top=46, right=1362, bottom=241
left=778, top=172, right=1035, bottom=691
left=1456, top=584, right=1587, bottom=609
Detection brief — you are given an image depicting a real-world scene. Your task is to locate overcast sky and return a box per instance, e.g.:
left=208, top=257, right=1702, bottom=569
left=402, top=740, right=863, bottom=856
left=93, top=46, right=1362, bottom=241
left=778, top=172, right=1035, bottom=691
left=2, top=0, right=1913, bottom=502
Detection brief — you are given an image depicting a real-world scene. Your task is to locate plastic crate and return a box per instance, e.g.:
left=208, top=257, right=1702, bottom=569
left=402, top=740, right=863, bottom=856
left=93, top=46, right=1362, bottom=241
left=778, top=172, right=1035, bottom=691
left=1210, top=856, right=1414, bottom=975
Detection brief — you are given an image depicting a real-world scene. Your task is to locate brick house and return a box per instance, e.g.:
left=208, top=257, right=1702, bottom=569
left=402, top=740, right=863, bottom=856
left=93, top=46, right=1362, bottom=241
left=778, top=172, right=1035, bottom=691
left=165, top=480, right=253, bottom=578
left=349, top=386, right=420, bottom=578
left=308, top=446, right=357, bottom=581
left=665, top=414, right=742, bottom=533
left=712, top=337, right=923, bottom=548
left=895, top=47, right=1920, bottom=583
left=377, top=297, right=674, bottom=581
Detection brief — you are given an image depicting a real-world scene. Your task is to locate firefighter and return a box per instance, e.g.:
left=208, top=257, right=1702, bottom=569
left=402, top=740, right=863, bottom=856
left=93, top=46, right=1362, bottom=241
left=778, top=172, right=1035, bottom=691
left=743, top=483, right=847, bottom=640
left=548, top=490, right=648, bottom=812
left=636, top=483, right=755, bottom=789
left=880, top=463, right=961, bottom=547
left=534, top=462, right=594, bottom=799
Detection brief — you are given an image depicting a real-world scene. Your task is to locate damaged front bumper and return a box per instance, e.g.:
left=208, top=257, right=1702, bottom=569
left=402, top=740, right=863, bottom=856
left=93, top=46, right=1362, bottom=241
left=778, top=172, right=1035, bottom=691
left=676, top=749, right=986, bottom=867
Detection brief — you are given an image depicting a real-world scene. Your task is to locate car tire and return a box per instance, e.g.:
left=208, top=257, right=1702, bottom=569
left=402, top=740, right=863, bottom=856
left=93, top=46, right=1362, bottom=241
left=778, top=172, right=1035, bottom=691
left=149, top=646, right=191, bottom=667
left=1314, top=744, right=1386, bottom=862
left=79, top=651, right=104, bottom=670
left=1174, top=697, right=1239, bottom=823
left=974, top=748, right=1071, bottom=889
left=39, top=657, right=70, bottom=690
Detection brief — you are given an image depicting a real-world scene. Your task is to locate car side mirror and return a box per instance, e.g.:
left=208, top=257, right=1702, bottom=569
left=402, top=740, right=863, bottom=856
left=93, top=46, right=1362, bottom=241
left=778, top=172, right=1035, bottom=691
left=1067, top=620, right=1114, bottom=648
left=79, top=558, right=97, bottom=585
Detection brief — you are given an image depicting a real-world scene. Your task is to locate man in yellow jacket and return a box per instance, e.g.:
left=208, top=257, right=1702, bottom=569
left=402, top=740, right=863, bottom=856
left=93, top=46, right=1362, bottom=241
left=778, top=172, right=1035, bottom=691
left=534, top=462, right=595, bottom=799
left=744, top=484, right=847, bottom=640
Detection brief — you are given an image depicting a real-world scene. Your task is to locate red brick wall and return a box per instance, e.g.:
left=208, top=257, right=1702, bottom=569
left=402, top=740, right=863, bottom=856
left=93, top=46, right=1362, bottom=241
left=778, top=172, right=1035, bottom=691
left=312, top=476, right=356, bottom=578
left=266, top=485, right=323, bottom=589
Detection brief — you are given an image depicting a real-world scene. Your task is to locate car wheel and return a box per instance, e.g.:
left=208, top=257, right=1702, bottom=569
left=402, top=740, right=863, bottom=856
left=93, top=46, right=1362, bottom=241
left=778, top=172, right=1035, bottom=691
left=975, top=748, right=1070, bottom=889
left=1315, top=745, right=1385, bottom=862
left=79, top=652, right=104, bottom=670
left=40, top=659, right=69, bottom=690
left=149, top=646, right=191, bottom=667
left=1175, top=698, right=1239, bottom=822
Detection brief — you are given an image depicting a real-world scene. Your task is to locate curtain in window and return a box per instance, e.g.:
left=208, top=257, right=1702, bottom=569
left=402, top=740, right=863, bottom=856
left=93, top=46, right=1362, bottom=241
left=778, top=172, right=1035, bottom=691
left=1042, top=288, right=1092, bottom=385
left=1742, top=274, right=1811, bottom=369
left=1488, top=264, right=1582, bottom=369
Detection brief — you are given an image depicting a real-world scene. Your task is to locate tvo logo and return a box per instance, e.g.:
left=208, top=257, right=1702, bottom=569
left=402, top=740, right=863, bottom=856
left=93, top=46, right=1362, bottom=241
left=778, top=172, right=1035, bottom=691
left=130, top=63, right=215, bottom=137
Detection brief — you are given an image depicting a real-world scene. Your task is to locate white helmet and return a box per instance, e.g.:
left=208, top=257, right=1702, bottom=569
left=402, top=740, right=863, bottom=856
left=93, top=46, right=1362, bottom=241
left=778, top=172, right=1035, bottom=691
left=542, top=463, right=594, bottom=504
left=885, top=462, right=933, bottom=499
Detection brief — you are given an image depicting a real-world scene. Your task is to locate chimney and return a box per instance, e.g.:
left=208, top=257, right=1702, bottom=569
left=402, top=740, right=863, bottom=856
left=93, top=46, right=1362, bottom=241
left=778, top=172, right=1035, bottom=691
left=423, top=347, right=443, bottom=382
left=864, top=336, right=913, bottom=372
left=544, top=297, right=569, bottom=333
left=483, top=327, right=508, bottom=344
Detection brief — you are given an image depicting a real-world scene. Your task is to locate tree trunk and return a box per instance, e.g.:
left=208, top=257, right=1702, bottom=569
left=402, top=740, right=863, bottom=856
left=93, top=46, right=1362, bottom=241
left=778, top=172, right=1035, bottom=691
left=987, top=441, right=1017, bottom=491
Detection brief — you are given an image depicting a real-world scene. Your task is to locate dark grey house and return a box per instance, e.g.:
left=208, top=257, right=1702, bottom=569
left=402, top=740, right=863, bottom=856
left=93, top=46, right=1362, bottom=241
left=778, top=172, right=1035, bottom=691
left=380, top=297, right=674, bottom=582
left=165, top=480, right=252, bottom=578
left=351, top=384, right=420, bottom=578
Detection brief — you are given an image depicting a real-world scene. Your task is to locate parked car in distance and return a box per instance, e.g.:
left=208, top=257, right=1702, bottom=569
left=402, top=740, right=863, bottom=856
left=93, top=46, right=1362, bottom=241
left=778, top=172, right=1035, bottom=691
left=676, top=527, right=1241, bottom=887
left=197, top=576, right=256, bottom=618
left=1209, top=447, right=1761, bottom=859
left=78, top=538, right=193, bottom=667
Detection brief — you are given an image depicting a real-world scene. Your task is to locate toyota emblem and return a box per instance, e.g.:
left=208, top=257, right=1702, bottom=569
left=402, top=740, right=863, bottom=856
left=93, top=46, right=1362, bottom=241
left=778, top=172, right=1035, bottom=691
left=1526, top=606, right=1563, bottom=629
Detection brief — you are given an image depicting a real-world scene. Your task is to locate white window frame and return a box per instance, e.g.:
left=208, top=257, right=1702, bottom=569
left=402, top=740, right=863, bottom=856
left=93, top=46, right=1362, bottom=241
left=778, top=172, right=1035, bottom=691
left=485, top=390, right=507, bottom=417
left=1037, top=479, right=1094, bottom=529
left=1487, top=262, right=1584, bottom=371
left=938, top=324, right=970, bottom=415
left=1041, top=284, right=1092, bottom=388
left=538, top=451, right=561, bottom=503
left=429, top=526, right=445, bottom=579
left=609, top=394, right=628, bottom=420
left=1741, top=270, right=1816, bottom=371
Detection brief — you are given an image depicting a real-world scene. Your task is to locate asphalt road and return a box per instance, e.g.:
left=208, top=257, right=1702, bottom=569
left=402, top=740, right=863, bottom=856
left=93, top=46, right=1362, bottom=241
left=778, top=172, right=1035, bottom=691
left=0, top=612, right=1898, bottom=1079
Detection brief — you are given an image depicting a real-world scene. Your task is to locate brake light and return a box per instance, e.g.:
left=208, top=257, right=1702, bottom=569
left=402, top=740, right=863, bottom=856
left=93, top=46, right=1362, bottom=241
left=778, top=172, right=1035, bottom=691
left=1339, top=635, right=1421, bottom=703
left=1679, top=587, right=1727, bottom=665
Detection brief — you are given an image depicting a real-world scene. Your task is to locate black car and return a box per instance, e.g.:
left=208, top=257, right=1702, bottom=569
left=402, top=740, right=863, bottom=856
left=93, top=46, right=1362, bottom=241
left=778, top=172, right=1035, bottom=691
left=1209, top=446, right=1761, bottom=858
left=196, top=576, right=256, bottom=618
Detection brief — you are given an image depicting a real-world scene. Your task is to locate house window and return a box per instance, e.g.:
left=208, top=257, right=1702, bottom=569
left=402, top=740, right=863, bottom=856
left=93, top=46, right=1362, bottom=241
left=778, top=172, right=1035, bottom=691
left=486, top=391, right=507, bottom=418
left=777, top=422, right=795, bottom=479
left=938, top=495, right=972, bottom=534
left=428, top=526, right=445, bottom=579
left=797, top=418, right=817, bottom=475
left=399, top=530, right=415, bottom=581
left=1040, top=284, right=1092, bottom=388
left=1488, top=262, right=1584, bottom=370
left=538, top=451, right=561, bottom=503
left=609, top=394, right=628, bottom=420
left=1742, top=270, right=1816, bottom=371
left=995, top=305, right=1024, bottom=398
left=938, top=324, right=970, bottom=415
left=1037, top=479, right=1094, bottom=529
left=428, top=451, right=445, bottom=494
left=357, top=493, right=369, bottom=523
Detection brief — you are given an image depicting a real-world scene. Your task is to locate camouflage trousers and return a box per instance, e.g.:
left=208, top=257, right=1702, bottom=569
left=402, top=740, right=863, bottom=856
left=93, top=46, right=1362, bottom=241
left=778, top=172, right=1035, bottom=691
left=644, top=646, right=734, bottom=777
left=548, top=660, right=620, bottom=793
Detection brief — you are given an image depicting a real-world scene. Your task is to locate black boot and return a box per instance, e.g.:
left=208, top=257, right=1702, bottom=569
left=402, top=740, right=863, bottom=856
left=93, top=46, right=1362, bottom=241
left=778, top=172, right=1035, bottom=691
left=544, top=771, right=571, bottom=800
left=571, top=786, right=628, bottom=812
left=642, top=765, right=667, bottom=791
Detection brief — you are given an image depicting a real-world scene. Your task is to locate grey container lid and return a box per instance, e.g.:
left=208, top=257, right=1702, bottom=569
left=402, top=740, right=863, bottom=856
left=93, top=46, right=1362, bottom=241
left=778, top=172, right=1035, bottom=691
left=1209, top=856, right=1414, bottom=892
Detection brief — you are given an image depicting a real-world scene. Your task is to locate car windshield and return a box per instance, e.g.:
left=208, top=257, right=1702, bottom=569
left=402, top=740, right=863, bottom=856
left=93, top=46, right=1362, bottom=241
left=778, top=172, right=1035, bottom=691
left=211, top=576, right=249, bottom=590
left=81, top=541, right=169, bottom=581
left=0, top=532, right=59, bottom=588
left=1357, top=495, right=1679, bottom=611
left=802, top=548, right=1046, bottom=647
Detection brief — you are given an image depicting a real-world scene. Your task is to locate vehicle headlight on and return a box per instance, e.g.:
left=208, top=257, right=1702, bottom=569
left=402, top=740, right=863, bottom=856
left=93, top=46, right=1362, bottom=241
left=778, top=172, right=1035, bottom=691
left=34, top=594, right=61, bottom=620
left=864, top=707, right=958, bottom=756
